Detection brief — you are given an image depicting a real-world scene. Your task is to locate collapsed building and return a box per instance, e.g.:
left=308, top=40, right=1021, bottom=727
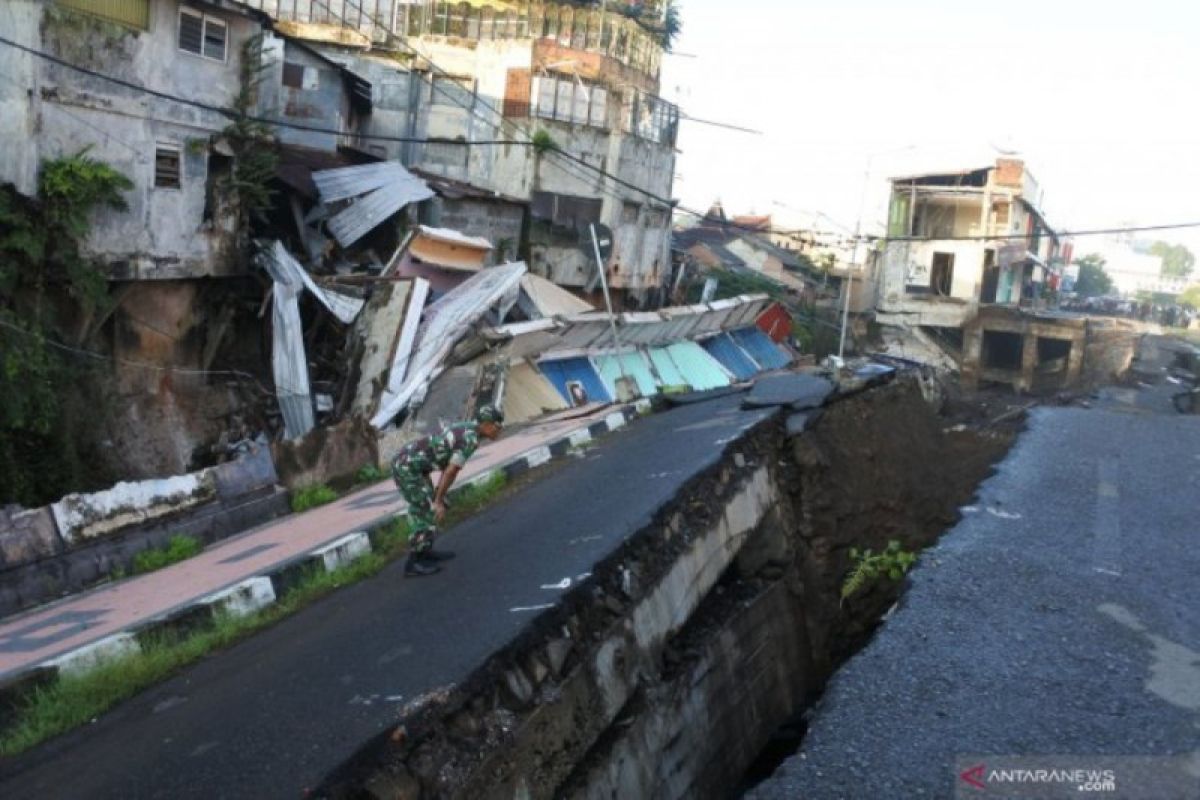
left=0, top=0, right=682, bottom=491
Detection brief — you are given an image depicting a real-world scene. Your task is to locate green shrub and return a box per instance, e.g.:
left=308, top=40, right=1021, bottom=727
left=356, top=463, right=387, bottom=484
left=841, top=540, right=917, bottom=603
left=132, top=535, right=202, bottom=575
left=290, top=484, right=338, bottom=513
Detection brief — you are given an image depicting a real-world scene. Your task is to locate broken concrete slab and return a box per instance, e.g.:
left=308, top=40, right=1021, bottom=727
left=743, top=373, right=834, bottom=411
left=785, top=413, right=811, bottom=437
left=661, top=385, right=749, bottom=406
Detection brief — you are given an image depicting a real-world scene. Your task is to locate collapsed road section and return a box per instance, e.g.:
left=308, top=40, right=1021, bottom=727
left=0, top=370, right=1014, bottom=800
left=314, top=371, right=1014, bottom=800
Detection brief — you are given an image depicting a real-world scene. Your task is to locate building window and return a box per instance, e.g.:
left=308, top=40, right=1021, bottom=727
left=154, top=145, right=182, bottom=189
left=532, top=74, right=609, bottom=129
left=531, top=191, right=603, bottom=229
left=621, top=201, right=640, bottom=224
left=179, top=7, right=227, bottom=61
left=931, top=252, right=955, bottom=296
left=57, top=0, right=149, bottom=29
left=993, top=201, right=1010, bottom=226
left=282, top=62, right=304, bottom=88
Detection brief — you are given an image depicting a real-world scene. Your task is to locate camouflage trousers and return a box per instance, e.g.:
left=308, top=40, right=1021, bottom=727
left=392, top=463, right=436, bottom=554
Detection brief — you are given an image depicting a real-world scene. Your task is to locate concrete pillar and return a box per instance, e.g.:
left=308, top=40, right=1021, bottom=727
left=1018, top=332, right=1038, bottom=393
left=961, top=327, right=983, bottom=391
left=1066, top=334, right=1085, bottom=386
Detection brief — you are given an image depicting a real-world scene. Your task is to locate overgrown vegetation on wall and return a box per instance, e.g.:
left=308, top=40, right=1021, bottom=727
left=220, top=35, right=277, bottom=235
left=0, top=151, right=132, bottom=506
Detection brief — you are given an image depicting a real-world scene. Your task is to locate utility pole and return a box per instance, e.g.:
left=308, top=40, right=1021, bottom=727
left=590, top=223, right=632, bottom=394
left=841, top=145, right=916, bottom=361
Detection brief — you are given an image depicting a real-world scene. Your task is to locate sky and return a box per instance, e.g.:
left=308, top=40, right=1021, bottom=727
left=659, top=0, right=1200, bottom=258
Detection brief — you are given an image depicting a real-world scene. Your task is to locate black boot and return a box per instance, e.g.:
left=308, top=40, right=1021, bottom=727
left=424, top=549, right=456, bottom=561
left=404, top=553, right=441, bottom=577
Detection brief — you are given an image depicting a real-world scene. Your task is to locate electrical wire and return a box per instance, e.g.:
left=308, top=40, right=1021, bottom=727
left=0, top=318, right=273, bottom=395
left=0, top=34, right=529, bottom=148
left=8, top=29, right=1191, bottom=248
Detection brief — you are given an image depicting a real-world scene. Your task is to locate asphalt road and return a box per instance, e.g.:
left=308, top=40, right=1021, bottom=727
left=750, top=391, right=1200, bottom=798
left=0, top=395, right=772, bottom=800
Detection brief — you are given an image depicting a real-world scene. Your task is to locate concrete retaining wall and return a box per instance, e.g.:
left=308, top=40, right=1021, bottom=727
left=0, top=444, right=286, bottom=618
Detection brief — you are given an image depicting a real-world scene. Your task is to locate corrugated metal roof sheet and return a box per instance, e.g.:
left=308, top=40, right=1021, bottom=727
left=313, top=162, right=413, bottom=203
left=702, top=333, right=760, bottom=380
left=730, top=326, right=793, bottom=370
left=261, top=241, right=364, bottom=324
left=484, top=294, right=773, bottom=360
left=270, top=278, right=314, bottom=440
left=538, top=357, right=612, bottom=405
left=371, top=262, right=526, bottom=428
left=327, top=179, right=434, bottom=248
left=595, top=351, right=658, bottom=398
left=661, top=341, right=732, bottom=391
left=646, top=346, right=687, bottom=387
left=756, top=303, right=792, bottom=343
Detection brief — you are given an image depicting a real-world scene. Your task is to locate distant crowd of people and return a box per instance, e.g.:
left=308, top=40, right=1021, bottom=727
left=1058, top=295, right=1198, bottom=328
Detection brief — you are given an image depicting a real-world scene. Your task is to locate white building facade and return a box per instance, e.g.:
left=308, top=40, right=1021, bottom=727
left=239, top=0, right=680, bottom=306
left=874, top=158, right=1059, bottom=329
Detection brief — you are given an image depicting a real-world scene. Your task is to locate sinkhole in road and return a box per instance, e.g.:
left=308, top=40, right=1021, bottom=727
left=734, top=382, right=1020, bottom=797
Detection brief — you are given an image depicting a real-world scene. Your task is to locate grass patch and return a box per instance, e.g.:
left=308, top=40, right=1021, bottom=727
left=0, top=474, right=512, bottom=756
left=355, top=463, right=388, bottom=485
left=445, top=471, right=507, bottom=521
left=0, top=519, right=418, bottom=757
left=131, top=535, right=202, bottom=575
left=290, top=484, right=338, bottom=513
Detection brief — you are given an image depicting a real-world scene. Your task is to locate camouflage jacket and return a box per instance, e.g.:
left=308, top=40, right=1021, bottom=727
left=393, top=421, right=481, bottom=475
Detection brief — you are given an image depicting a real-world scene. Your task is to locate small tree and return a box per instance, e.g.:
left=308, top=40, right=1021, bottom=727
left=1073, top=254, right=1113, bottom=297
left=1150, top=241, right=1195, bottom=280
left=1179, top=285, right=1200, bottom=310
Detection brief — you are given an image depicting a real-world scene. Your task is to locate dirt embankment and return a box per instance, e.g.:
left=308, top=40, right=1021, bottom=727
left=314, top=375, right=1018, bottom=800
left=789, top=377, right=1016, bottom=678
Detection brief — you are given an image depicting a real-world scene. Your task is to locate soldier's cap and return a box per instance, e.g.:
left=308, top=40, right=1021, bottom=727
left=475, top=404, right=504, bottom=424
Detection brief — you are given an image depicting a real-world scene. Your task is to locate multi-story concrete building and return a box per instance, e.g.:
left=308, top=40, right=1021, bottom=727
left=241, top=0, right=680, bottom=306
left=874, top=158, right=1060, bottom=330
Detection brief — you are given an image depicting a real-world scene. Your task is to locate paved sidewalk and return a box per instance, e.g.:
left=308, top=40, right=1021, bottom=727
left=0, top=403, right=640, bottom=683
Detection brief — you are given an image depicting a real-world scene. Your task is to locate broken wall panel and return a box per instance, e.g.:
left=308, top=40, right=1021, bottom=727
left=538, top=357, right=613, bottom=406
left=408, top=225, right=493, bottom=271
left=502, top=360, right=569, bottom=424
left=595, top=351, right=659, bottom=398
left=371, top=262, right=527, bottom=428
left=730, top=327, right=793, bottom=371
left=519, top=273, right=595, bottom=318
left=351, top=279, right=424, bottom=418
left=662, top=341, right=734, bottom=391
left=702, top=333, right=761, bottom=381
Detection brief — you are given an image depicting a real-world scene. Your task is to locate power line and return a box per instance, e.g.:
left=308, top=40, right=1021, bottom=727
left=875, top=221, right=1200, bottom=244
left=0, top=34, right=530, bottom=148
left=0, top=318, right=273, bottom=394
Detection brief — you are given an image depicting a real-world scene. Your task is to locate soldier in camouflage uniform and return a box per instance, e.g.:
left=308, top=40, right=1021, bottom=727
left=392, top=405, right=504, bottom=576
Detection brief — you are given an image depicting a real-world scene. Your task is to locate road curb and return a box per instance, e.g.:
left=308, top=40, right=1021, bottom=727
left=0, top=399, right=655, bottom=718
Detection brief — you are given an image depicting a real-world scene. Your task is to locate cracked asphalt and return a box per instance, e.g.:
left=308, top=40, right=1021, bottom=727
left=750, top=380, right=1200, bottom=799
left=0, top=395, right=772, bottom=800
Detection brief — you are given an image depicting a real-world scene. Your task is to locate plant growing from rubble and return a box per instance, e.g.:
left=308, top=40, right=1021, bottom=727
left=840, top=540, right=917, bottom=604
